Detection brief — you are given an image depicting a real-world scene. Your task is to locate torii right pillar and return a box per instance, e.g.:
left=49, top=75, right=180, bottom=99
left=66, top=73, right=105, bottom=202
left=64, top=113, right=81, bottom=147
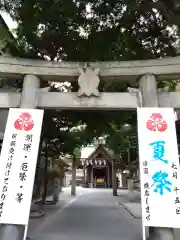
left=139, top=74, right=174, bottom=240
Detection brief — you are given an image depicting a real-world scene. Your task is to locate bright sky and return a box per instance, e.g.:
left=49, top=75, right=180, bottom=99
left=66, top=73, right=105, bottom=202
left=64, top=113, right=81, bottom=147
left=1, top=11, right=17, bottom=30
left=81, top=146, right=95, bottom=159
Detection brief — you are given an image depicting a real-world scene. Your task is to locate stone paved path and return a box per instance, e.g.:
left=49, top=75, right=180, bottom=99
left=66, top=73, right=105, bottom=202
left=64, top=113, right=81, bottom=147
left=33, top=189, right=142, bottom=240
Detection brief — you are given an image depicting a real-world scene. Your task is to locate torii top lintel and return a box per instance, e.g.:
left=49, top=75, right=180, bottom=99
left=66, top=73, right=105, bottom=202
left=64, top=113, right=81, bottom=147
left=0, top=55, right=180, bottom=82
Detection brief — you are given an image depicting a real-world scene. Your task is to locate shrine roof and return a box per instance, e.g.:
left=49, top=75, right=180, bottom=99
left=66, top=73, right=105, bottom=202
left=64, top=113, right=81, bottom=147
left=84, top=144, right=114, bottom=162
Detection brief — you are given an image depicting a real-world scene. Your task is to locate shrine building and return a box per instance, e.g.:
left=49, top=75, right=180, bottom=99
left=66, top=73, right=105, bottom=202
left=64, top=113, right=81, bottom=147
left=81, top=144, right=114, bottom=188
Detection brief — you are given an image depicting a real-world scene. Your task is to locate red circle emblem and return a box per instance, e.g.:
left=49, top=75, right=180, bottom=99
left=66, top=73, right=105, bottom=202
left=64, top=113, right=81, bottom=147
left=146, top=113, right=167, bottom=132
left=14, top=112, right=34, bottom=131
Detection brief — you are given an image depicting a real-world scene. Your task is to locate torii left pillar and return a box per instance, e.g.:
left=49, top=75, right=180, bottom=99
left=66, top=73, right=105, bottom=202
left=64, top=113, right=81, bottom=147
left=0, top=75, right=40, bottom=240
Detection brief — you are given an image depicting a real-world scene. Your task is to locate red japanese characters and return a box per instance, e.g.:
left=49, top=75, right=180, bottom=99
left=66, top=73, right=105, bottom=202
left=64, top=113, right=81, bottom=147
left=146, top=113, right=167, bottom=132
left=14, top=112, right=34, bottom=131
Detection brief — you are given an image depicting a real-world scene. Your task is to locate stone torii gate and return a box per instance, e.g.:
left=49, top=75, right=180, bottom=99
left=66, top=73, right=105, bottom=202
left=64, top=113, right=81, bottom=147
left=0, top=55, right=180, bottom=240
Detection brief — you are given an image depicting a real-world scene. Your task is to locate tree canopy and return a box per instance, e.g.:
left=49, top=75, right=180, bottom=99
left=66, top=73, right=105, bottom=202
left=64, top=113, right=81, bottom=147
left=0, top=0, right=179, bottom=166
left=1, top=0, right=178, bottom=60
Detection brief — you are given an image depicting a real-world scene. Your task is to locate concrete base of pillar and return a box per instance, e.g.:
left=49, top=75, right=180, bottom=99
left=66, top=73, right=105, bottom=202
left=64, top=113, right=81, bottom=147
left=0, top=224, right=25, bottom=240
left=89, top=182, right=93, bottom=188
left=148, top=227, right=173, bottom=240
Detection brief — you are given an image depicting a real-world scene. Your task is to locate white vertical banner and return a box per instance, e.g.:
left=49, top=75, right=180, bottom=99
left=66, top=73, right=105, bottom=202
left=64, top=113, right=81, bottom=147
left=0, top=108, right=44, bottom=225
left=137, top=108, right=180, bottom=228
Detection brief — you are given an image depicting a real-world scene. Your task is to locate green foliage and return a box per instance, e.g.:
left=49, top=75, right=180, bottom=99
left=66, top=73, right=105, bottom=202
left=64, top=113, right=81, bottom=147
left=1, top=0, right=178, bottom=61
left=157, top=80, right=179, bottom=91
left=1, top=0, right=180, bottom=168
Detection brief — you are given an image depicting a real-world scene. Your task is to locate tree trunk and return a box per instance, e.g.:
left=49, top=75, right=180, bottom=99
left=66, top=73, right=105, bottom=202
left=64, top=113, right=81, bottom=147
left=112, top=160, right=117, bottom=196
left=127, top=147, right=134, bottom=192
left=41, top=157, right=48, bottom=203
left=71, top=155, right=76, bottom=196
left=33, top=138, right=43, bottom=199
left=127, top=168, right=134, bottom=191
left=53, top=178, right=60, bottom=203
left=127, top=179, right=134, bottom=191
left=59, top=177, right=63, bottom=192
